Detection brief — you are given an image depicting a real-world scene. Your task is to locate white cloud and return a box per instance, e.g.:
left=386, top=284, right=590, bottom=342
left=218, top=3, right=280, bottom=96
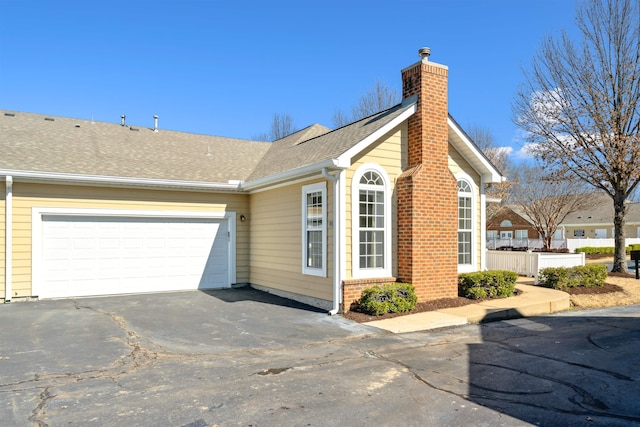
left=513, top=143, right=537, bottom=160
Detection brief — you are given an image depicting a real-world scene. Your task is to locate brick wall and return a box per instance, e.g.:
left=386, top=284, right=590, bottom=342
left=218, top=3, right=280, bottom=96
left=396, top=59, right=458, bottom=300
left=342, top=277, right=396, bottom=311
left=487, top=207, right=539, bottom=239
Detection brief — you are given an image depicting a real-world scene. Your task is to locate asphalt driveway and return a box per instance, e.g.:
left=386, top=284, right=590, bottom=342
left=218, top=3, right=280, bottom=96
left=2, top=288, right=640, bottom=426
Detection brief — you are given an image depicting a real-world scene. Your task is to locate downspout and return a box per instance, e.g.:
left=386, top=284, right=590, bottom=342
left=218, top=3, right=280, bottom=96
left=322, top=167, right=341, bottom=315
left=5, top=176, right=12, bottom=302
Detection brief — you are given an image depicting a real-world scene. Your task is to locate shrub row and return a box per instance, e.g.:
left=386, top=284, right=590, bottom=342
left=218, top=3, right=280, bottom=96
left=576, top=245, right=639, bottom=255
left=458, top=270, right=518, bottom=300
left=358, top=283, right=417, bottom=316
left=538, top=264, right=607, bottom=291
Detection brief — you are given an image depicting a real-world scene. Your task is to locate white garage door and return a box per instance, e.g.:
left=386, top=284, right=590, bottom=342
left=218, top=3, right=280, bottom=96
left=36, top=214, right=231, bottom=298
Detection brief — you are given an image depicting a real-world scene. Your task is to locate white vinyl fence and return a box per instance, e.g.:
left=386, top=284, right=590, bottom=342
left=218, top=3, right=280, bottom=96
left=566, top=238, right=640, bottom=253
left=486, top=250, right=586, bottom=283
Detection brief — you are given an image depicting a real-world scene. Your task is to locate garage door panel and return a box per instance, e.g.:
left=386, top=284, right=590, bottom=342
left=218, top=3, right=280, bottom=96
left=37, top=215, right=231, bottom=298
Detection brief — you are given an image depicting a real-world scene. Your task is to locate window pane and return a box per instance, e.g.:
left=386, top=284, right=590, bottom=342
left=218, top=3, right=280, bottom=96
left=457, top=187, right=472, bottom=266
left=359, top=230, right=384, bottom=269
left=307, top=230, right=322, bottom=268
left=304, top=188, right=324, bottom=272
left=458, top=180, right=471, bottom=193
left=458, top=231, right=471, bottom=264
left=357, top=171, right=386, bottom=271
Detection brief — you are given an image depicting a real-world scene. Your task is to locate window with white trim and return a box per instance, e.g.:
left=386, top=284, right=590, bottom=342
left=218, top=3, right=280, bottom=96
left=515, top=230, right=528, bottom=239
left=359, top=171, right=385, bottom=269
left=302, top=182, right=326, bottom=276
left=458, top=179, right=473, bottom=268
left=352, top=164, right=391, bottom=278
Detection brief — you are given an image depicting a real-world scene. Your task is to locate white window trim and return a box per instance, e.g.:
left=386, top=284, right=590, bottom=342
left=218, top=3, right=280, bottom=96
left=500, top=231, right=513, bottom=239
left=302, top=182, right=327, bottom=277
left=351, top=163, right=391, bottom=279
left=456, top=173, right=476, bottom=273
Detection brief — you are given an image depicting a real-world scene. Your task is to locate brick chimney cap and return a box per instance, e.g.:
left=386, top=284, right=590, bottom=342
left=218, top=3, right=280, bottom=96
left=418, top=47, right=431, bottom=60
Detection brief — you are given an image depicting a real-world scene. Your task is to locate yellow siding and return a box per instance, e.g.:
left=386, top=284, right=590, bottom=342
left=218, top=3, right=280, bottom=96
left=249, top=180, right=333, bottom=301
left=345, top=125, right=406, bottom=278
left=563, top=225, right=639, bottom=240
left=449, top=144, right=483, bottom=271
left=9, top=183, right=250, bottom=297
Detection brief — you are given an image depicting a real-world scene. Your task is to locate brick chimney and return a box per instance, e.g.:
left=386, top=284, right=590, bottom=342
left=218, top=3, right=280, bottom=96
left=396, top=47, right=458, bottom=300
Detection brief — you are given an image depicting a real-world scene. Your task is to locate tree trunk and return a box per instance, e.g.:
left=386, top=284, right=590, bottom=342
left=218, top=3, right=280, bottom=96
left=611, top=192, right=629, bottom=273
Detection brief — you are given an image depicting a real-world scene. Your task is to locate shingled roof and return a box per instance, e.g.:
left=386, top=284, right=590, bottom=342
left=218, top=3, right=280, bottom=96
left=0, top=110, right=271, bottom=183
left=560, top=192, right=640, bottom=225
left=1, top=101, right=417, bottom=189
left=247, top=101, right=416, bottom=181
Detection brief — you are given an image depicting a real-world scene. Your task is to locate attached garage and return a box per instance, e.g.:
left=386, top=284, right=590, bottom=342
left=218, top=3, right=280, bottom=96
left=31, top=208, right=236, bottom=299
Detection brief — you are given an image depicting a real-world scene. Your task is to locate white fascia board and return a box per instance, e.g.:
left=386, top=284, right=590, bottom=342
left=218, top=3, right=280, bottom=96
left=336, top=104, right=416, bottom=167
left=447, top=118, right=503, bottom=184
left=0, top=169, right=242, bottom=192
left=242, top=159, right=343, bottom=192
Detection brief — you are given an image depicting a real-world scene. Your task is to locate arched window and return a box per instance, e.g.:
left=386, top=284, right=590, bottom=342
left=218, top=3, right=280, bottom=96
left=458, top=179, right=473, bottom=270
left=352, top=164, right=391, bottom=278
left=500, top=220, right=513, bottom=227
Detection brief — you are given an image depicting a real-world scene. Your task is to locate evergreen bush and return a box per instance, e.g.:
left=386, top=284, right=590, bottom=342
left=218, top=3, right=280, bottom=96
left=458, top=270, right=518, bottom=300
left=358, top=283, right=417, bottom=316
left=538, top=264, right=607, bottom=291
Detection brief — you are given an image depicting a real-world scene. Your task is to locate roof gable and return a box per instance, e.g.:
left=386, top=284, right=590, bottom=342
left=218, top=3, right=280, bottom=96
left=447, top=115, right=503, bottom=183
left=246, top=101, right=417, bottom=183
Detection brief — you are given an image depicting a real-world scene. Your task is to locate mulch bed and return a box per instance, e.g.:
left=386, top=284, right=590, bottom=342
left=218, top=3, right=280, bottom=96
left=342, top=274, right=632, bottom=323
left=342, top=297, right=477, bottom=323
left=564, top=282, right=625, bottom=295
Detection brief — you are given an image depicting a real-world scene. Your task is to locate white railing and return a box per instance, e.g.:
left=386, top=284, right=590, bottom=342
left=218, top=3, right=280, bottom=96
left=486, top=238, right=567, bottom=250
left=486, top=250, right=586, bottom=283
left=487, top=237, right=640, bottom=252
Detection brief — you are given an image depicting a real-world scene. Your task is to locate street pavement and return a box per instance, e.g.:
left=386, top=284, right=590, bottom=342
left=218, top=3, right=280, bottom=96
left=1, top=288, right=639, bottom=426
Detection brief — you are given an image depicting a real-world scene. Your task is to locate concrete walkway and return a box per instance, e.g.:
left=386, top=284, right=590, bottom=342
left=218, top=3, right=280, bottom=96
left=364, top=281, right=570, bottom=333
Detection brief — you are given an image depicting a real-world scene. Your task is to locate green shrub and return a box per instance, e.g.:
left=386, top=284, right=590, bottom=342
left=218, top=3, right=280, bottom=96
left=358, top=283, right=417, bottom=316
left=630, top=244, right=640, bottom=251
left=538, top=264, right=608, bottom=291
left=576, top=246, right=636, bottom=255
left=458, top=270, right=518, bottom=300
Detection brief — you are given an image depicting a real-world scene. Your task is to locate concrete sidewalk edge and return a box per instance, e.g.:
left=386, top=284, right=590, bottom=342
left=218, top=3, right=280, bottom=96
left=364, top=283, right=570, bottom=333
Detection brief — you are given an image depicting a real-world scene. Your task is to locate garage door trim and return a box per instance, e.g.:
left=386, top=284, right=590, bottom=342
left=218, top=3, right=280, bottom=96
left=32, top=207, right=236, bottom=297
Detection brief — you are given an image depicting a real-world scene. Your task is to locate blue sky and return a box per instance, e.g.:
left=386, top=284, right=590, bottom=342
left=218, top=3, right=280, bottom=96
left=0, top=0, right=580, bottom=160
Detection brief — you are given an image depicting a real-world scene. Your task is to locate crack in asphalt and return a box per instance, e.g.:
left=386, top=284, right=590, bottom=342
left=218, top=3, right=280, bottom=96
left=28, top=387, right=54, bottom=427
left=6, top=303, right=389, bottom=426
left=484, top=339, right=634, bottom=381
left=360, top=348, right=640, bottom=424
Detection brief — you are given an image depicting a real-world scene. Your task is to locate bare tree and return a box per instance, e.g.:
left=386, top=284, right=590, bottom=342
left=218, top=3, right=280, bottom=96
left=466, top=124, right=514, bottom=215
left=253, top=113, right=298, bottom=142
left=331, top=109, right=351, bottom=129
left=332, top=81, right=400, bottom=128
left=511, top=165, right=593, bottom=250
left=513, top=0, right=640, bottom=272
left=270, top=113, right=297, bottom=141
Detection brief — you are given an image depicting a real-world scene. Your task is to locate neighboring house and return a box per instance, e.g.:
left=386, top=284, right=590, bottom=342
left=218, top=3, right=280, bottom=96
left=0, top=48, right=503, bottom=312
left=559, top=192, right=640, bottom=240
left=487, top=206, right=539, bottom=241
